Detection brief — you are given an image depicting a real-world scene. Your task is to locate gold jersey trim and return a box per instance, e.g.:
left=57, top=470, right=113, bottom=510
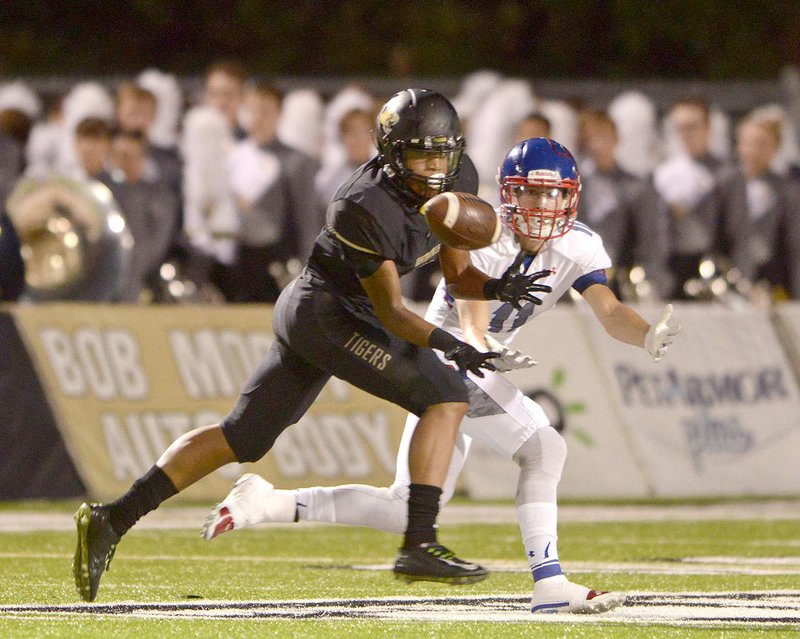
left=329, top=227, right=381, bottom=256
left=415, top=244, right=441, bottom=266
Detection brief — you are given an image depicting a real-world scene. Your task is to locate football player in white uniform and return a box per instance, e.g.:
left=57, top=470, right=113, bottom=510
left=202, top=138, right=681, bottom=614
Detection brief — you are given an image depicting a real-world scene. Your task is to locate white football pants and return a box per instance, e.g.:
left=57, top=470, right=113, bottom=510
left=295, top=368, right=568, bottom=568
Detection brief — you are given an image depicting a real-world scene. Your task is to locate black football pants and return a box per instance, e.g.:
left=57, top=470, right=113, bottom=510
left=221, top=272, right=468, bottom=462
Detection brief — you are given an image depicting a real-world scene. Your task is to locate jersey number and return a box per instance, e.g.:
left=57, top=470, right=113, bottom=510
left=488, top=302, right=536, bottom=333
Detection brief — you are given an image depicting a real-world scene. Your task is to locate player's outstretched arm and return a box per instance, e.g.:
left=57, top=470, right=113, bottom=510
left=360, top=260, right=497, bottom=376
left=439, top=246, right=552, bottom=309
left=643, top=304, right=682, bottom=362
left=483, top=265, right=552, bottom=310
left=453, top=298, right=522, bottom=375
left=455, top=299, right=537, bottom=372
left=439, top=245, right=496, bottom=299
left=484, top=334, right=538, bottom=371
left=455, top=298, right=491, bottom=350
left=581, top=284, right=681, bottom=362
left=360, top=260, right=439, bottom=347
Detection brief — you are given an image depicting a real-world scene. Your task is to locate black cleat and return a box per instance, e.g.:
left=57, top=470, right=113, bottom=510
left=393, top=542, right=488, bottom=584
left=73, top=502, right=121, bottom=602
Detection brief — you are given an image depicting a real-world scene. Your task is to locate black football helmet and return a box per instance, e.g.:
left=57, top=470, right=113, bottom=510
left=375, top=88, right=465, bottom=200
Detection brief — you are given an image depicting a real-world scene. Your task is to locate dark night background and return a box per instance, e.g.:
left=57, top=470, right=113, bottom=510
left=1, top=0, right=799, bottom=80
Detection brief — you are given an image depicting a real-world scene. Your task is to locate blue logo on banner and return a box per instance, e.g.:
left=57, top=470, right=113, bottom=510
left=613, top=364, right=790, bottom=472
left=613, top=365, right=789, bottom=408
left=682, top=412, right=754, bottom=471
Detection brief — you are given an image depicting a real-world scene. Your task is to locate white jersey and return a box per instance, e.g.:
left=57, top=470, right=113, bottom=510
left=425, top=219, right=612, bottom=346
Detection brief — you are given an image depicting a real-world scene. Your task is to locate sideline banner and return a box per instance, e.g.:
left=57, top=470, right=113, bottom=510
left=0, top=311, right=85, bottom=498
left=586, top=303, right=800, bottom=496
left=460, top=306, right=650, bottom=499
left=773, top=302, right=800, bottom=385
left=11, top=304, right=409, bottom=502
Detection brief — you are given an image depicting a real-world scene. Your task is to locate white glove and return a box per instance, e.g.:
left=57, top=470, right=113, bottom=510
left=644, top=304, right=682, bottom=362
left=484, top=335, right=537, bottom=372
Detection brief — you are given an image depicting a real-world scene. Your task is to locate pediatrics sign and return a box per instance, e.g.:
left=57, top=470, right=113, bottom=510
left=11, top=304, right=408, bottom=501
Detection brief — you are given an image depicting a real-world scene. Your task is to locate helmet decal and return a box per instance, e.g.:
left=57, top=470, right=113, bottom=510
left=527, top=169, right=560, bottom=180
left=375, top=88, right=465, bottom=201
left=377, top=104, right=399, bottom=136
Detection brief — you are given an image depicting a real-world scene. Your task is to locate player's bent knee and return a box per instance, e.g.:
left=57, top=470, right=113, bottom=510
left=538, top=426, right=567, bottom=476
left=536, top=424, right=566, bottom=453
left=220, top=421, right=282, bottom=463
left=515, top=426, right=567, bottom=476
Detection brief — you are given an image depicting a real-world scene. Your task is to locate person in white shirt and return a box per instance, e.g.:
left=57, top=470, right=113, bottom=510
left=655, top=97, right=744, bottom=299
left=180, top=61, right=247, bottom=301
left=202, top=137, right=681, bottom=615
left=228, top=80, right=320, bottom=302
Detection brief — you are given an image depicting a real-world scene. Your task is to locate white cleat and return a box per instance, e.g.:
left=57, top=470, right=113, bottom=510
left=530, top=578, right=626, bottom=614
left=201, top=473, right=296, bottom=540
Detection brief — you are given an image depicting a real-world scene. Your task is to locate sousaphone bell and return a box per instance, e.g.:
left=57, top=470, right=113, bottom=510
left=6, top=175, right=133, bottom=301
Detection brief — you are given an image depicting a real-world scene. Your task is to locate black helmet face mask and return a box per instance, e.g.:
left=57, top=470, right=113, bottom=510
left=393, top=140, right=464, bottom=197
left=376, top=89, right=465, bottom=201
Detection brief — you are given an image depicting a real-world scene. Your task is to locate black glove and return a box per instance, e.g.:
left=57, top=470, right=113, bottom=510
left=444, top=342, right=498, bottom=378
left=428, top=327, right=498, bottom=377
left=484, top=267, right=552, bottom=310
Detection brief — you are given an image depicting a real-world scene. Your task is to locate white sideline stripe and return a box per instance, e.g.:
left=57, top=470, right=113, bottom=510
left=0, top=552, right=322, bottom=563
left=2, top=500, right=799, bottom=531
left=6, top=551, right=800, bottom=576
left=684, top=556, right=800, bottom=565
left=352, top=558, right=800, bottom=576
left=1, top=591, right=798, bottom=627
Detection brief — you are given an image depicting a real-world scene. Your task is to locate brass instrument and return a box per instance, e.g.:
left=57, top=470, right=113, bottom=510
left=6, top=175, right=132, bottom=301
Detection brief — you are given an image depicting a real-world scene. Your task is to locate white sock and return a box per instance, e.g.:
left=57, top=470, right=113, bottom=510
left=295, top=483, right=408, bottom=534
left=239, top=487, right=297, bottom=526
left=513, top=427, right=567, bottom=584
left=517, top=501, right=565, bottom=583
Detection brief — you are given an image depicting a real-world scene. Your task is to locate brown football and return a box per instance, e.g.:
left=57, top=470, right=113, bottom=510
left=420, top=192, right=501, bottom=250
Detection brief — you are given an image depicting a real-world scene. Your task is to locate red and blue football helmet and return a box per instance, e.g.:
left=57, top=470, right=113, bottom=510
left=499, top=137, right=580, bottom=240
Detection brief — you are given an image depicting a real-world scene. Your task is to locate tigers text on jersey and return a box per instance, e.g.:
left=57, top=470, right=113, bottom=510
left=425, top=219, right=612, bottom=346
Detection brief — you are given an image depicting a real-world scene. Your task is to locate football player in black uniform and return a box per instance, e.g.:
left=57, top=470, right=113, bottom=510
left=73, top=89, right=552, bottom=601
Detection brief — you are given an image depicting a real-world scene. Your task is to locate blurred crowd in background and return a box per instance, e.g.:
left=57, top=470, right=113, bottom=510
left=1, top=62, right=799, bottom=307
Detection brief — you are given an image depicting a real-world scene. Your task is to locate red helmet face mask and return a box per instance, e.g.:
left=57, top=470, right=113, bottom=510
left=498, top=138, right=581, bottom=241
left=500, top=172, right=580, bottom=240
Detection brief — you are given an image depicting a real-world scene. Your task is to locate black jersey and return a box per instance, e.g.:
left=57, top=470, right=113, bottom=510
left=307, top=155, right=479, bottom=298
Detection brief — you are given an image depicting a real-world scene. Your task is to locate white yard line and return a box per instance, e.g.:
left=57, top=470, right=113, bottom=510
left=2, top=551, right=799, bottom=577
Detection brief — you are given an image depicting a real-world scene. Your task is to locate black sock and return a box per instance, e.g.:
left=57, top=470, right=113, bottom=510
left=403, top=483, right=441, bottom=549
left=107, top=465, right=178, bottom=537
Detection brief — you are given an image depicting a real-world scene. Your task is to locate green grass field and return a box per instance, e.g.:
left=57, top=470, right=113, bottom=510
left=0, top=500, right=798, bottom=638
